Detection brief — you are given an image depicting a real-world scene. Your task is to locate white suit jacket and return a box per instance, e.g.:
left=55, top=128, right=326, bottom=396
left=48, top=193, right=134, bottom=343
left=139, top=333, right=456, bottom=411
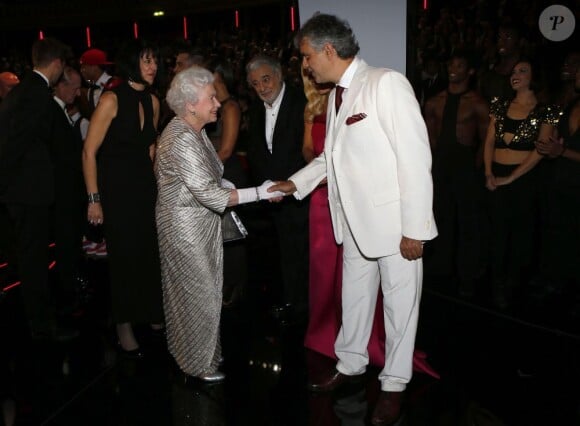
left=290, top=59, right=437, bottom=258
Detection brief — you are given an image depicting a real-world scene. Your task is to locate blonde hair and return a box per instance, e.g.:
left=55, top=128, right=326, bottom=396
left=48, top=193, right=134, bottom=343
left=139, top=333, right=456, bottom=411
left=302, top=67, right=329, bottom=123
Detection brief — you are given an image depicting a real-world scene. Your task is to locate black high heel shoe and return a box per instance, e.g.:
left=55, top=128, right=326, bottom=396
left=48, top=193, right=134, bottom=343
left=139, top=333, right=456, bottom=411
left=117, top=342, right=145, bottom=360
left=150, top=327, right=166, bottom=340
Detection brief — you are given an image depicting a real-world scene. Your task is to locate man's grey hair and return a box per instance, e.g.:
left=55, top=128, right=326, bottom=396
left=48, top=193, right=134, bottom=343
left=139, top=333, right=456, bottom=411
left=245, top=55, right=282, bottom=84
left=166, top=66, right=214, bottom=116
left=58, top=66, right=80, bottom=85
left=294, top=13, right=360, bottom=59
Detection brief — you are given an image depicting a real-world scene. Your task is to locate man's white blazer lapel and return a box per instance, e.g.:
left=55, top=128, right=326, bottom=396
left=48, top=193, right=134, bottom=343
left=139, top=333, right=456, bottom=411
left=331, top=60, right=369, bottom=140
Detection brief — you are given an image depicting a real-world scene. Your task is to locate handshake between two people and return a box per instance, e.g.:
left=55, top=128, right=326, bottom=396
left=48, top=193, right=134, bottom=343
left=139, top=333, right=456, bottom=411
left=224, top=179, right=297, bottom=206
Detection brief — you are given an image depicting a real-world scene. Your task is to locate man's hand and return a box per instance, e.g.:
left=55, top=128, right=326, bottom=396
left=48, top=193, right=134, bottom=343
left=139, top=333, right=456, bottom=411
left=535, top=137, right=565, bottom=158
left=268, top=180, right=297, bottom=196
left=400, top=236, right=423, bottom=260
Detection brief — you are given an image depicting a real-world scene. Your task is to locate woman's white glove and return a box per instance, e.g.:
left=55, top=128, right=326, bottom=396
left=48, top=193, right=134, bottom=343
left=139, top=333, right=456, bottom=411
left=221, top=178, right=236, bottom=189
left=236, top=180, right=286, bottom=205
left=257, top=180, right=285, bottom=200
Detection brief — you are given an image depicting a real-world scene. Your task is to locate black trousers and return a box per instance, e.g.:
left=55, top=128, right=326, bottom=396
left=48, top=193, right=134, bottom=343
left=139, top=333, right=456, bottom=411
left=53, top=187, right=85, bottom=300
left=540, top=186, right=580, bottom=286
left=429, top=149, right=484, bottom=284
left=5, top=203, right=54, bottom=333
left=270, top=197, right=309, bottom=311
left=488, top=163, right=538, bottom=287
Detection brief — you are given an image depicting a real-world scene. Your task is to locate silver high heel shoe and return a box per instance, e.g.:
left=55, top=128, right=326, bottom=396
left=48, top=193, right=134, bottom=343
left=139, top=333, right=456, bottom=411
left=199, top=372, right=225, bottom=383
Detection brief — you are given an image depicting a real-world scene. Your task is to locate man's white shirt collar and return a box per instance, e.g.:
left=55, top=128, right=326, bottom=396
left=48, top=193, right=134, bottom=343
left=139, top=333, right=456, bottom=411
left=94, top=71, right=111, bottom=88
left=33, top=69, right=50, bottom=86
left=53, top=96, right=66, bottom=109
left=337, top=57, right=360, bottom=90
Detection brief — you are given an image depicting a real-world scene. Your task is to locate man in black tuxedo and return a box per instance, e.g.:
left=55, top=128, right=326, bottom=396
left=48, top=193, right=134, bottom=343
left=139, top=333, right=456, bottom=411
left=0, top=38, right=77, bottom=341
left=246, top=55, right=309, bottom=321
left=50, top=66, right=86, bottom=313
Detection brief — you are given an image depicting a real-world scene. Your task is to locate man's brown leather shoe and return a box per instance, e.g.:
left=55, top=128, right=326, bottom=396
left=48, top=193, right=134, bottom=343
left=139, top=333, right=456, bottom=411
left=308, top=369, right=363, bottom=393
left=371, top=391, right=402, bottom=425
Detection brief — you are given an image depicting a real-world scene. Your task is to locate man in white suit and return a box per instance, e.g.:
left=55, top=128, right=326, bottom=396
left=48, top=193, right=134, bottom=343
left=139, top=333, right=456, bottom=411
left=270, top=14, right=437, bottom=425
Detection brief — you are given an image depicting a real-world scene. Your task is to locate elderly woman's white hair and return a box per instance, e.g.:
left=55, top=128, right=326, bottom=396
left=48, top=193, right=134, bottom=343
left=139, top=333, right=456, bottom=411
left=166, top=66, right=214, bottom=116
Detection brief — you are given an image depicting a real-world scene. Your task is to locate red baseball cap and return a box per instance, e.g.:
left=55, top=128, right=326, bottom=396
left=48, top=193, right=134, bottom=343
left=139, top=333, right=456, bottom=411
left=80, top=49, right=113, bottom=66
left=0, top=72, right=19, bottom=88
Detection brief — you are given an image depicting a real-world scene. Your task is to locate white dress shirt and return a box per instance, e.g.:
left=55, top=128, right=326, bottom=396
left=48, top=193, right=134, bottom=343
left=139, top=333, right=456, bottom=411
left=264, top=83, right=286, bottom=153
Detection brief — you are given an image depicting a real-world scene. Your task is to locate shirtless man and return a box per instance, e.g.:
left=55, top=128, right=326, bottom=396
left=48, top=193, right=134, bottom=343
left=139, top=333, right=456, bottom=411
left=553, top=51, right=580, bottom=107
left=424, top=49, right=489, bottom=297
left=479, top=23, right=522, bottom=103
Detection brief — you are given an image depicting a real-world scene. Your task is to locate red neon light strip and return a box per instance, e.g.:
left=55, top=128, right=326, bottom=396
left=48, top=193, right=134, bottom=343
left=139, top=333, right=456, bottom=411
left=1, top=260, right=56, bottom=292
left=423, top=0, right=428, bottom=10
left=290, top=7, right=295, bottom=32
left=2, top=281, right=21, bottom=292
left=133, top=22, right=139, bottom=39
left=235, top=10, right=239, bottom=29
left=183, top=16, right=188, bottom=39
left=86, top=26, right=91, bottom=48
left=39, top=31, right=44, bottom=40
left=0, top=263, right=8, bottom=269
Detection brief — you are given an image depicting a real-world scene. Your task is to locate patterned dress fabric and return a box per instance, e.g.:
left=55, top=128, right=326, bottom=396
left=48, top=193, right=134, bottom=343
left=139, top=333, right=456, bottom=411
left=155, top=116, right=231, bottom=376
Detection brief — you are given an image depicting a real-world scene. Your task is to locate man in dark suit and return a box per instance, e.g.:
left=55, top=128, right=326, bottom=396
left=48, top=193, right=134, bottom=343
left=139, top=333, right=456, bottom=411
left=0, top=38, right=77, bottom=341
left=245, top=55, right=309, bottom=321
left=50, top=66, right=86, bottom=313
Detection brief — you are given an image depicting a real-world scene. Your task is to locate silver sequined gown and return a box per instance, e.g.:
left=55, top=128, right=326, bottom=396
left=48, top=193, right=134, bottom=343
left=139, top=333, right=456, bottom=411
left=155, top=116, right=230, bottom=376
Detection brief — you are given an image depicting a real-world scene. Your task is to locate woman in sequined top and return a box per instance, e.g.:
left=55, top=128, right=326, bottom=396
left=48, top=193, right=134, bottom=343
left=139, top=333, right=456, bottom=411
left=482, top=59, right=561, bottom=309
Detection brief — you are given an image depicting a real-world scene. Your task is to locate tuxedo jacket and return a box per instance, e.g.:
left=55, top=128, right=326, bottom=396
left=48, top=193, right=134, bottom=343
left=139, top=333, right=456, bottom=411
left=49, top=99, right=85, bottom=205
left=291, top=59, right=437, bottom=258
left=246, top=84, right=307, bottom=184
left=0, top=72, right=56, bottom=205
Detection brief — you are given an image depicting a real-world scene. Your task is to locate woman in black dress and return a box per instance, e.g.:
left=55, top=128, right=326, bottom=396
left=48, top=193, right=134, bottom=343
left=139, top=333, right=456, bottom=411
left=482, top=59, right=561, bottom=309
left=82, top=39, right=163, bottom=356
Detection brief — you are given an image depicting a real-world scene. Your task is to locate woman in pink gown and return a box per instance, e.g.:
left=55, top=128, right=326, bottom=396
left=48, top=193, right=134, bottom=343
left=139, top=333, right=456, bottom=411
left=301, top=71, right=438, bottom=379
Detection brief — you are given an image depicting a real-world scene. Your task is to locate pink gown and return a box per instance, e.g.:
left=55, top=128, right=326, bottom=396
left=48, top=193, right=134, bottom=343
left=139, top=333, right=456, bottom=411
left=303, top=114, right=439, bottom=379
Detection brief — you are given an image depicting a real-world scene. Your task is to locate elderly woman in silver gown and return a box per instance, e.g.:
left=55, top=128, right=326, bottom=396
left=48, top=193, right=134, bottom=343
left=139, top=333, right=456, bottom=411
left=155, top=66, right=283, bottom=382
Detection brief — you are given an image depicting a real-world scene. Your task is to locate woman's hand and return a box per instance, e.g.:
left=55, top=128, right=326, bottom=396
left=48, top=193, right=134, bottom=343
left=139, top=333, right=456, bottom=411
left=258, top=180, right=286, bottom=201
left=494, top=175, right=513, bottom=186
left=88, top=202, right=104, bottom=225
left=485, top=174, right=497, bottom=191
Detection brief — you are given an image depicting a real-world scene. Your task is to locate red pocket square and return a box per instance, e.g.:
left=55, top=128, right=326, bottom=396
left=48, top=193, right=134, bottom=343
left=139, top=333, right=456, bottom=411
left=346, top=113, right=367, bottom=125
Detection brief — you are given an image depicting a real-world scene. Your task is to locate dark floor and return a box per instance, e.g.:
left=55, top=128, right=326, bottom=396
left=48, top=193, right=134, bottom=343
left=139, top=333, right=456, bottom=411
left=1, top=218, right=579, bottom=426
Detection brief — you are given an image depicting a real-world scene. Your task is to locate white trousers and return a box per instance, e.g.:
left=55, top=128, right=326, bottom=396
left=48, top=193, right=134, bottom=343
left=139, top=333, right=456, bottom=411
left=335, top=221, right=422, bottom=392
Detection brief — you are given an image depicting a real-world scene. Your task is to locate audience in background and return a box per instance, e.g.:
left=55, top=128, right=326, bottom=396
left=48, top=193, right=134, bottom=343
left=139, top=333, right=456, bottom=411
left=0, top=72, right=19, bottom=101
